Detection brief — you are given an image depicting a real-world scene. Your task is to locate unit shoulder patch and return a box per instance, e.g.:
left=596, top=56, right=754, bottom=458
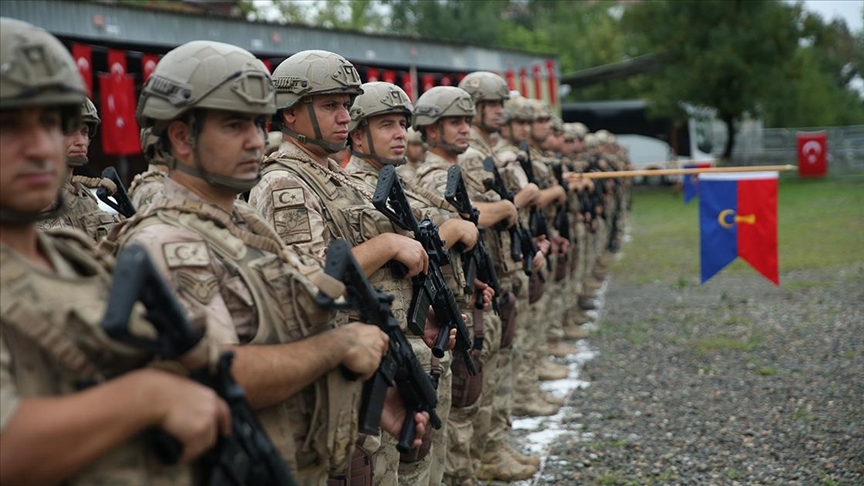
left=272, top=187, right=306, bottom=209
left=162, top=241, right=210, bottom=268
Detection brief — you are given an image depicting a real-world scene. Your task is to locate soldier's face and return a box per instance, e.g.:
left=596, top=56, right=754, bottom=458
left=407, top=142, right=426, bottom=163
left=477, top=100, right=504, bottom=131
left=508, top=120, right=531, bottom=142
left=0, top=107, right=66, bottom=214
left=439, top=116, right=471, bottom=151
left=195, top=110, right=266, bottom=183
left=532, top=117, right=551, bottom=141
left=366, top=113, right=408, bottom=160
left=64, top=124, right=91, bottom=166
left=296, top=94, right=352, bottom=147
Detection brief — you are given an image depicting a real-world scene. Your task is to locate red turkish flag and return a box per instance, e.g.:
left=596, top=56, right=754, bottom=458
left=505, top=69, right=515, bottom=90
left=797, top=131, right=827, bottom=177
left=518, top=67, right=528, bottom=97
left=71, top=44, right=93, bottom=96
left=383, top=70, right=396, bottom=84
left=107, top=49, right=127, bottom=77
left=99, top=73, right=141, bottom=155
left=440, top=75, right=452, bottom=86
left=546, top=59, right=557, bottom=107
left=259, top=58, right=272, bottom=73
left=401, top=72, right=415, bottom=101
left=366, top=67, right=380, bottom=82
left=532, top=64, right=542, bottom=99
left=141, top=53, right=159, bottom=83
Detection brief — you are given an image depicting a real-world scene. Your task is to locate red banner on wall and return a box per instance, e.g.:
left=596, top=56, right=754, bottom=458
left=518, top=67, right=528, bottom=97
left=107, top=49, right=127, bottom=77
left=401, top=72, right=415, bottom=101
left=71, top=43, right=93, bottom=96
left=797, top=131, right=827, bottom=177
left=366, top=67, right=380, bottom=82
left=532, top=64, right=542, bottom=100
left=99, top=73, right=141, bottom=156
left=505, top=69, right=515, bottom=90
left=422, top=74, right=435, bottom=93
left=546, top=59, right=557, bottom=107
left=141, top=53, right=160, bottom=83
left=383, top=70, right=396, bottom=84
left=259, top=58, right=272, bottom=73
left=440, top=75, right=452, bottom=86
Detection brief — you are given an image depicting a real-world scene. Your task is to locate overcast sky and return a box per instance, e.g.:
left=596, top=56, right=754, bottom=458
left=800, top=0, right=863, bottom=32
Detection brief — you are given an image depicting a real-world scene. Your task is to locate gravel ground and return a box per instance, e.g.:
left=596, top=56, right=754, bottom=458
left=531, top=260, right=864, bottom=485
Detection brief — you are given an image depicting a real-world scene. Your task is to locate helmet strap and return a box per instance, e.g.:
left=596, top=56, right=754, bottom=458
left=426, top=121, right=467, bottom=155
left=351, top=127, right=406, bottom=166
left=476, top=103, right=499, bottom=134
left=277, top=102, right=347, bottom=154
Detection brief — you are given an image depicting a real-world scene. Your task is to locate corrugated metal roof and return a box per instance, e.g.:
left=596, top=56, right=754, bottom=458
left=1, top=0, right=558, bottom=74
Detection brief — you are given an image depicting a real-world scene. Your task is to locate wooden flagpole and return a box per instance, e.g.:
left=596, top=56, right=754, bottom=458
left=566, top=165, right=797, bottom=181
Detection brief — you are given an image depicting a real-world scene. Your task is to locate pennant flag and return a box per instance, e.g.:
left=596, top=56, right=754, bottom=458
left=366, top=67, right=380, bottom=82
left=683, top=162, right=713, bottom=203
left=440, top=74, right=452, bottom=86
left=259, top=58, right=272, bottom=73
left=382, top=70, right=396, bottom=84
left=699, top=172, right=779, bottom=285
left=546, top=59, right=557, bottom=107
left=71, top=43, right=93, bottom=96
left=401, top=71, right=414, bottom=101
left=99, top=73, right=141, bottom=155
left=505, top=68, right=515, bottom=90
left=532, top=63, right=542, bottom=99
left=518, top=67, right=528, bottom=97
left=421, top=73, right=435, bottom=93
left=141, top=53, right=160, bottom=83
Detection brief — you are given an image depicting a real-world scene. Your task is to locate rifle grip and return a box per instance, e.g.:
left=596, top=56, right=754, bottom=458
left=396, top=410, right=418, bottom=454
left=357, top=372, right=390, bottom=435
left=152, top=429, right=184, bottom=465
left=431, top=326, right=449, bottom=359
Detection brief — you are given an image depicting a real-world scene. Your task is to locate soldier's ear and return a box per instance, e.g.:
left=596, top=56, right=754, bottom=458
left=281, top=108, right=297, bottom=126
left=349, top=129, right=364, bottom=148
left=167, top=120, right=192, bottom=159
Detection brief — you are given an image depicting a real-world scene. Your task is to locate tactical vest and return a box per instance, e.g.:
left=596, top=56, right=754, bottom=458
left=128, top=167, right=168, bottom=208
left=0, top=230, right=194, bottom=485
left=109, top=198, right=360, bottom=476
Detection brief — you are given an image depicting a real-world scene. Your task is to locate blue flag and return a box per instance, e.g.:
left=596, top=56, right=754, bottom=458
left=683, top=162, right=712, bottom=204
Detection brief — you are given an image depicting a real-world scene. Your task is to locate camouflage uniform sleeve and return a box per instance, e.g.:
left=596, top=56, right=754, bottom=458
left=458, top=150, right=501, bottom=203
left=249, top=171, right=329, bottom=259
left=0, top=333, right=19, bottom=433
left=124, top=224, right=241, bottom=346
left=495, top=149, right=529, bottom=191
left=415, top=168, right=450, bottom=198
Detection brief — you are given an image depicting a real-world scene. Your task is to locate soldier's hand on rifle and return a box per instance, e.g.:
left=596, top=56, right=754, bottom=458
left=386, top=233, right=429, bottom=279
left=422, top=307, right=458, bottom=351
left=551, top=234, right=569, bottom=255
left=438, top=218, right=479, bottom=251
left=380, top=387, right=430, bottom=449
left=513, top=183, right=540, bottom=209
left=472, top=279, right=495, bottom=310
left=150, top=370, right=232, bottom=463
left=340, top=322, right=390, bottom=381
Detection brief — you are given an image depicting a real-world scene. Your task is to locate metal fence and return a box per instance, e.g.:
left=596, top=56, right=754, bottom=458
left=712, top=124, right=864, bottom=175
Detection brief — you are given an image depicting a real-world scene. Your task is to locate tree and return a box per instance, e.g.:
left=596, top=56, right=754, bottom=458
left=623, top=0, right=802, bottom=159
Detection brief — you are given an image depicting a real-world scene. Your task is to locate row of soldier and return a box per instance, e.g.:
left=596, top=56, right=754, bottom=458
left=0, top=17, right=630, bottom=486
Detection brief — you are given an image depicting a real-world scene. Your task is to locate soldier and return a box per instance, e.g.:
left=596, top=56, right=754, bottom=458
left=35, top=96, right=123, bottom=242
left=396, top=126, right=426, bottom=181
left=411, top=86, right=514, bottom=486
left=495, top=96, right=564, bottom=418
left=0, top=18, right=230, bottom=484
left=128, top=127, right=168, bottom=208
left=249, top=50, right=449, bottom=486
left=107, top=41, right=431, bottom=486
left=457, top=71, right=543, bottom=481
left=345, top=81, right=486, bottom=486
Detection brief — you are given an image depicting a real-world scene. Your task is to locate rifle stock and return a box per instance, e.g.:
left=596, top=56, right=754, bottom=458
left=97, top=166, right=136, bottom=217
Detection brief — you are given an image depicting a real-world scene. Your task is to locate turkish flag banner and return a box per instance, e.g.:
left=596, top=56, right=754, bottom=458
left=71, top=44, right=93, bottom=96
left=383, top=70, right=396, bottom=84
left=401, top=72, right=414, bottom=101
left=546, top=59, right=557, bottom=107
left=259, top=58, right=272, bottom=73
left=141, top=53, right=160, bottom=83
left=505, top=69, right=515, bottom=90
left=107, top=49, right=127, bottom=77
left=797, top=131, right=827, bottom=177
left=532, top=64, right=542, bottom=100
left=99, top=73, right=141, bottom=155
left=366, top=67, right=380, bottom=82
left=422, top=74, right=435, bottom=93
left=440, top=75, right=452, bottom=86
left=518, top=67, right=528, bottom=97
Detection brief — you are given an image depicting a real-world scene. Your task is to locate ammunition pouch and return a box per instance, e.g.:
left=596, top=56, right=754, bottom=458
left=499, top=291, right=517, bottom=349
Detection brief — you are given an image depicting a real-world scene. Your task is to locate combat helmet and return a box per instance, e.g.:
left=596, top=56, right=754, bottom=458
left=348, top=82, right=413, bottom=166
left=413, top=86, right=475, bottom=154
left=136, top=40, right=275, bottom=191
left=458, top=71, right=509, bottom=133
left=66, top=97, right=101, bottom=167
left=0, top=17, right=86, bottom=224
left=271, top=50, right=363, bottom=153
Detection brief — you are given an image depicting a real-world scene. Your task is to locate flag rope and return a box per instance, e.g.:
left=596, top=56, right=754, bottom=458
left=567, top=164, right=796, bottom=181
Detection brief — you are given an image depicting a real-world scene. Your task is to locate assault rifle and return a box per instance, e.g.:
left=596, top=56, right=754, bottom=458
left=481, top=156, right=541, bottom=279
left=372, top=165, right=477, bottom=376
left=97, top=166, right=136, bottom=217
left=516, top=142, right=549, bottom=239
left=314, top=239, right=443, bottom=453
left=551, top=162, right=571, bottom=243
left=102, top=244, right=296, bottom=486
left=444, top=164, right=501, bottom=317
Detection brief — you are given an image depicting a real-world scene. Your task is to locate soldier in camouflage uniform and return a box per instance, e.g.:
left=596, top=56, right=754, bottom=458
left=457, top=71, right=542, bottom=481
left=494, top=97, right=564, bottom=418
left=411, top=86, right=511, bottom=486
left=128, top=127, right=168, bottom=208
left=396, top=126, right=426, bottom=181
left=345, top=81, right=488, bottom=486
left=36, top=96, right=123, bottom=242
left=0, top=18, right=230, bottom=485
left=249, top=50, right=453, bottom=486
left=106, top=41, right=434, bottom=486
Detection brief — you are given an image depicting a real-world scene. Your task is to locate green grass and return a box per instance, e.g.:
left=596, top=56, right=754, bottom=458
left=756, top=367, right=778, bottom=376
left=693, top=333, right=763, bottom=354
left=618, top=176, right=864, bottom=284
